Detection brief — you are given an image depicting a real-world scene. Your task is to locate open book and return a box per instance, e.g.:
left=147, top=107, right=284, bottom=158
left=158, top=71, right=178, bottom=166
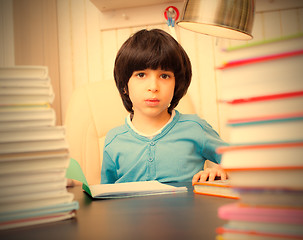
left=66, top=158, right=187, bottom=199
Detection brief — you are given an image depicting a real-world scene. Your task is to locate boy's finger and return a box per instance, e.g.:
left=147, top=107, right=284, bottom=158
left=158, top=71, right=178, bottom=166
left=198, top=171, right=209, bottom=182
left=192, top=172, right=201, bottom=185
left=208, top=171, right=216, bottom=181
left=219, top=171, right=227, bottom=180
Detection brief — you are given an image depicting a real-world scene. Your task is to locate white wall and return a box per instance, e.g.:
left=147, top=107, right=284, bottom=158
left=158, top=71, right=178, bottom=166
left=0, top=0, right=14, bottom=66
left=55, top=0, right=303, bottom=140
left=1, top=0, right=302, bottom=140
left=56, top=0, right=224, bottom=137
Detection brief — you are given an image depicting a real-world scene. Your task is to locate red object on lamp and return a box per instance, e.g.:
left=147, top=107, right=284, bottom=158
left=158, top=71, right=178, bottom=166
left=164, top=6, right=179, bottom=21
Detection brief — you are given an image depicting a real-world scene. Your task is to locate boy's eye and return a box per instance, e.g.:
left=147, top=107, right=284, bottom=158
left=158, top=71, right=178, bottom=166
left=160, top=74, right=170, bottom=79
left=136, top=73, right=145, bottom=78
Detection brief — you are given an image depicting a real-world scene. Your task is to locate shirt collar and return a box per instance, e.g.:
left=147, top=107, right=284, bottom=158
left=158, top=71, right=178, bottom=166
left=127, top=110, right=176, bottom=139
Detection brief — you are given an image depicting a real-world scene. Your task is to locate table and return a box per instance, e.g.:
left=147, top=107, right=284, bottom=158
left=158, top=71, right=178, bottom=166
left=0, top=183, right=235, bottom=240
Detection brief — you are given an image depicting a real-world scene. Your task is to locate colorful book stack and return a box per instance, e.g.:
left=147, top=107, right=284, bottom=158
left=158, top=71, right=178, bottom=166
left=215, top=39, right=303, bottom=239
left=0, top=66, right=78, bottom=230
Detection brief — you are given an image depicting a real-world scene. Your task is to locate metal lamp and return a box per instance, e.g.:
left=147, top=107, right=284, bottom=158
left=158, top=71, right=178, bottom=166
left=177, top=0, right=255, bottom=40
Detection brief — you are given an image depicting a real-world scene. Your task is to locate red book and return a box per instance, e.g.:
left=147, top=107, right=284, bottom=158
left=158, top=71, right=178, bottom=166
left=223, top=91, right=303, bottom=123
left=217, top=142, right=303, bottom=189
left=225, top=112, right=303, bottom=145
left=216, top=50, right=303, bottom=101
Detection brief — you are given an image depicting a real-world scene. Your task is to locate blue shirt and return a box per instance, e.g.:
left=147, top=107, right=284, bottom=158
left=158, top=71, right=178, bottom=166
left=101, top=110, right=228, bottom=184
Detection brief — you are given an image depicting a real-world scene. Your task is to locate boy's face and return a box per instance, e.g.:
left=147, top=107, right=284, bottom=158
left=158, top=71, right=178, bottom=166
left=128, top=68, right=175, bottom=121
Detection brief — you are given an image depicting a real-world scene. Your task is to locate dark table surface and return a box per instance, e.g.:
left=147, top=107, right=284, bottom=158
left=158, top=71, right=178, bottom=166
left=0, top=182, right=235, bottom=240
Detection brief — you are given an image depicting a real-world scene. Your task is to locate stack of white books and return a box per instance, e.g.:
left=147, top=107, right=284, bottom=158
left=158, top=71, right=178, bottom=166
left=215, top=35, right=303, bottom=240
left=0, top=66, right=78, bottom=230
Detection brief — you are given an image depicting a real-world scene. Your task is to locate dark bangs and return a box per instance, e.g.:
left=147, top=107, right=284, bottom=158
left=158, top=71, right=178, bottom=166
left=126, top=30, right=183, bottom=74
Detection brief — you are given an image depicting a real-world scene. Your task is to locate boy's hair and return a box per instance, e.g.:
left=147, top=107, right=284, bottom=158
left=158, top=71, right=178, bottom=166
left=114, top=28, right=192, bottom=114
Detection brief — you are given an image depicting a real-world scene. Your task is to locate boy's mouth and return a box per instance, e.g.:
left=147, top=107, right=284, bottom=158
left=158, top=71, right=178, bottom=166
left=145, top=98, right=160, bottom=106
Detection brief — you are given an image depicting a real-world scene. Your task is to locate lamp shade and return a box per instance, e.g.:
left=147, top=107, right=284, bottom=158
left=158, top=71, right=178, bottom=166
left=177, top=0, right=255, bottom=40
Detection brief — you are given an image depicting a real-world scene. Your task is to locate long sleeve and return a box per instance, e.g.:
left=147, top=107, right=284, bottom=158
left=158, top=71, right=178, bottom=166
left=200, top=120, right=229, bottom=164
left=101, top=150, right=118, bottom=184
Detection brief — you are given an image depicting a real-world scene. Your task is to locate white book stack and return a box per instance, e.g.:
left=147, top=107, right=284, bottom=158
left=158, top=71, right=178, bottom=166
left=0, top=66, right=78, bottom=230
left=215, top=34, right=303, bottom=240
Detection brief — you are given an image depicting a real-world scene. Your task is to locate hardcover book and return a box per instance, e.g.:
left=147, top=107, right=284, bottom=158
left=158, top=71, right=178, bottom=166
left=193, top=180, right=239, bottom=199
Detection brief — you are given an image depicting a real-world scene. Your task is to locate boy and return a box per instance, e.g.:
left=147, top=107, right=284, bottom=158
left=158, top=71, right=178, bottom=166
left=101, top=29, right=228, bottom=185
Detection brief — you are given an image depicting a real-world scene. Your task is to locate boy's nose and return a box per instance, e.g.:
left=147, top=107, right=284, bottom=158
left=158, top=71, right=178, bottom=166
left=148, top=78, right=159, bottom=92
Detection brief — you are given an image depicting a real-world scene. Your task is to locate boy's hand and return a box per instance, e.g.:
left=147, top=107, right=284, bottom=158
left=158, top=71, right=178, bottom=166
left=192, top=163, right=227, bottom=186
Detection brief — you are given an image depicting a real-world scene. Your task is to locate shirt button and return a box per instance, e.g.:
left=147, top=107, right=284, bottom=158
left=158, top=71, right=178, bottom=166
left=150, top=142, right=155, bottom=146
left=149, top=157, right=153, bottom=162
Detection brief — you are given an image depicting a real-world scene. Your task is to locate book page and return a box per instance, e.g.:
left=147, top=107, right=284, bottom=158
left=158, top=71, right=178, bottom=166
left=66, top=158, right=187, bottom=198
